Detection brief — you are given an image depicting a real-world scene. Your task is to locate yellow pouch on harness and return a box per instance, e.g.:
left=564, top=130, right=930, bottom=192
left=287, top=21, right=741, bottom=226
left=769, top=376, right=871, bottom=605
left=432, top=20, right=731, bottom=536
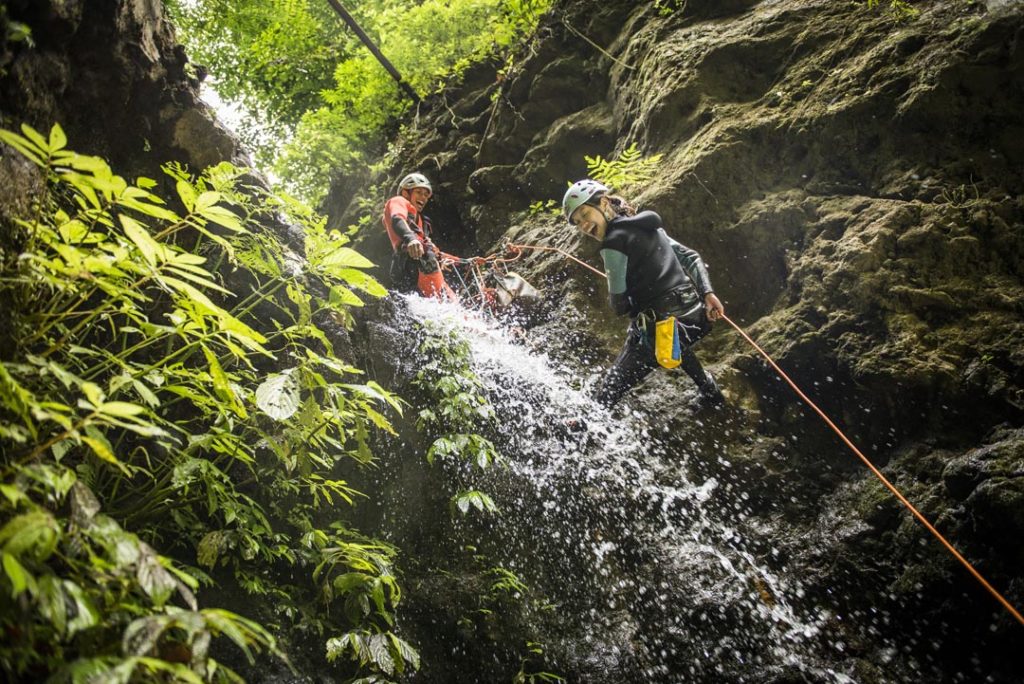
left=653, top=316, right=682, bottom=369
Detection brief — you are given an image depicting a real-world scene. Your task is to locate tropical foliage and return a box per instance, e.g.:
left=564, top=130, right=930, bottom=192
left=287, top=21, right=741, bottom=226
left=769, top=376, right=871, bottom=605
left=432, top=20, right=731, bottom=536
left=528, top=144, right=665, bottom=217
left=166, top=0, right=553, bottom=203
left=413, top=324, right=502, bottom=517
left=585, top=143, right=664, bottom=194
left=0, top=123, right=412, bottom=682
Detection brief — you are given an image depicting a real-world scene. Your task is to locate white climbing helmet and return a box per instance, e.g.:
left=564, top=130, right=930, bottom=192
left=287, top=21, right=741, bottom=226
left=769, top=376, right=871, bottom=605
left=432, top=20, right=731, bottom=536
left=398, top=172, right=432, bottom=195
left=562, top=179, right=609, bottom=224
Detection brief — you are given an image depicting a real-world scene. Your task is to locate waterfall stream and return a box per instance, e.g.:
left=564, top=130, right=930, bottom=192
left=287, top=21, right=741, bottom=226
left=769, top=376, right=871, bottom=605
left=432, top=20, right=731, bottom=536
left=401, top=295, right=863, bottom=683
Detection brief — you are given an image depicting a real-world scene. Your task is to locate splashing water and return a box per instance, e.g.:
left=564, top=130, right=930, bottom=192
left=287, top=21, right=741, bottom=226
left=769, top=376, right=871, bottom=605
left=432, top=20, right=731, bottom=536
left=403, top=295, right=858, bottom=682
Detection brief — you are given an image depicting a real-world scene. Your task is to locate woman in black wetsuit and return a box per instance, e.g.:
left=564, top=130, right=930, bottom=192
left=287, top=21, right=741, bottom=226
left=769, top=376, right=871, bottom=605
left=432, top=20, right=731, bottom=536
left=562, top=179, right=726, bottom=408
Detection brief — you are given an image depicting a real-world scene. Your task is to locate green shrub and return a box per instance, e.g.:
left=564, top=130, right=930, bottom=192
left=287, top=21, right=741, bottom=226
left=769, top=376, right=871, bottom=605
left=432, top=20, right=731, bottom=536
left=0, top=123, right=410, bottom=682
left=168, top=0, right=553, bottom=204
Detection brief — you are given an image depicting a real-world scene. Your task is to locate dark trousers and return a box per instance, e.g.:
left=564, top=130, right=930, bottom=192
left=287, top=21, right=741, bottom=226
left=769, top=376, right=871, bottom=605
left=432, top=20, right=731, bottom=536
left=389, top=248, right=441, bottom=294
left=389, top=251, right=420, bottom=293
left=595, top=307, right=712, bottom=408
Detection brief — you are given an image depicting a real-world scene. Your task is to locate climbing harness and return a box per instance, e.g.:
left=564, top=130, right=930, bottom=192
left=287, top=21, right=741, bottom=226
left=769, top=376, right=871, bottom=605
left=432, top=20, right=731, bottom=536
left=500, top=240, right=1024, bottom=627
left=634, top=302, right=707, bottom=370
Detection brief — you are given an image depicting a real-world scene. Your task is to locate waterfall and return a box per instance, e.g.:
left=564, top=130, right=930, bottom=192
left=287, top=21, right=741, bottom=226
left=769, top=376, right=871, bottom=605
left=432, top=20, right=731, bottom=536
left=401, top=295, right=862, bottom=683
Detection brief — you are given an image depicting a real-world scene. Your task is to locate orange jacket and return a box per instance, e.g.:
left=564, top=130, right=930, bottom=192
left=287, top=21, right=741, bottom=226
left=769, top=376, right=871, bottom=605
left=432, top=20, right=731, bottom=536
left=382, top=195, right=432, bottom=252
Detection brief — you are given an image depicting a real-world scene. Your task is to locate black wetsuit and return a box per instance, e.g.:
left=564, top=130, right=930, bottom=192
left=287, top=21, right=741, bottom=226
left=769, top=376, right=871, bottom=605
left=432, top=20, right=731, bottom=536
left=595, top=210, right=717, bottom=407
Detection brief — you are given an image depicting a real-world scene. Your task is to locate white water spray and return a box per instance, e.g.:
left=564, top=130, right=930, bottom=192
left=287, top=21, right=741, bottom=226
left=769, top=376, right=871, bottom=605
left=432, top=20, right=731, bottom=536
left=404, top=295, right=856, bottom=683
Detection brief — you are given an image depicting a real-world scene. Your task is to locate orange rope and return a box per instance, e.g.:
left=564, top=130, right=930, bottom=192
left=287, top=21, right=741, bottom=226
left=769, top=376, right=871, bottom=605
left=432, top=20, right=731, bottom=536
left=440, top=242, right=601, bottom=275
left=505, top=243, right=607, bottom=278
left=721, top=314, right=1024, bottom=626
left=490, top=240, right=1024, bottom=626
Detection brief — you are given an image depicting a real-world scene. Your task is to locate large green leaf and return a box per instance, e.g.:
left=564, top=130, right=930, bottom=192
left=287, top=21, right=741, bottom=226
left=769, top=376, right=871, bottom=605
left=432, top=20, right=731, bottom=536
left=389, top=632, right=421, bottom=671
left=119, top=215, right=164, bottom=267
left=319, top=246, right=374, bottom=270
left=48, top=123, right=68, bottom=151
left=0, top=511, right=60, bottom=561
left=368, top=632, right=394, bottom=676
left=203, top=346, right=248, bottom=418
left=2, top=551, right=33, bottom=597
left=326, top=267, right=387, bottom=297
left=255, top=371, right=300, bottom=421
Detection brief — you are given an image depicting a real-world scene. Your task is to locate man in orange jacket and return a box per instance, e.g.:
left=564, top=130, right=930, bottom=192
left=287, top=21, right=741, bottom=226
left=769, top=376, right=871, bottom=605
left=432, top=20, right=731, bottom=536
left=381, top=172, right=454, bottom=299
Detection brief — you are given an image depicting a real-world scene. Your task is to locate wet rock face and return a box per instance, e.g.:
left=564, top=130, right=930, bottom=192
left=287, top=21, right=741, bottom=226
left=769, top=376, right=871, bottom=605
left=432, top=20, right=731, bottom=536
left=335, top=0, right=1024, bottom=680
left=354, top=0, right=1024, bottom=445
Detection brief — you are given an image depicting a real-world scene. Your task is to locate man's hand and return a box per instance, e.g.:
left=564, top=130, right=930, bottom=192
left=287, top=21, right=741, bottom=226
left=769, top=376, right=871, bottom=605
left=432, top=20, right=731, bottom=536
left=419, top=251, right=439, bottom=274
left=705, top=292, right=725, bottom=321
left=405, top=240, right=424, bottom=259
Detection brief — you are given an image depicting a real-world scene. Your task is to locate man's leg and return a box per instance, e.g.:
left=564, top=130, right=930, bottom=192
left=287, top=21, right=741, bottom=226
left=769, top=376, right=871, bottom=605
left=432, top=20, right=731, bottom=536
left=389, top=252, right=419, bottom=293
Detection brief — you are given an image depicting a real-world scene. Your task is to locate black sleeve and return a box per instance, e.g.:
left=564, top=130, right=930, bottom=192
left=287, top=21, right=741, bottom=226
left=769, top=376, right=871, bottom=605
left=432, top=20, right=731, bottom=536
left=629, top=210, right=663, bottom=231
left=390, top=216, right=418, bottom=246
left=609, top=292, right=631, bottom=316
left=667, top=236, right=714, bottom=297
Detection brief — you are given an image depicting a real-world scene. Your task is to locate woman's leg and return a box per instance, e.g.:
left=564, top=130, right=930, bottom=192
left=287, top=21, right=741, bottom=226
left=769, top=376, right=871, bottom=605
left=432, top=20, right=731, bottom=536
left=595, top=330, right=657, bottom=407
left=675, top=309, right=723, bottom=404
left=678, top=346, right=724, bottom=405
left=678, top=346, right=707, bottom=386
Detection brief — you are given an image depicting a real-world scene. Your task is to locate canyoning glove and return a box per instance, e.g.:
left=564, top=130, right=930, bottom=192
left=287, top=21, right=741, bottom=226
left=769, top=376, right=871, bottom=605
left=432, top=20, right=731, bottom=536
left=418, top=250, right=440, bottom=274
left=402, top=237, right=425, bottom=259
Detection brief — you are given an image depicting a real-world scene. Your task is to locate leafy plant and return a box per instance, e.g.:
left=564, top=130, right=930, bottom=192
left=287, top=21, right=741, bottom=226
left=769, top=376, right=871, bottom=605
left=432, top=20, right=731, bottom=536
left=400, top=322, right=567, bottom=680
left=653, top=0, right=686, bottom=16
left=451, top=490, right=499, bottom=516
left=167, top=0, right=554, bottom=203
left=866, top=0, right=920, bottom=20
left=514, top=640, right=565, bottom=684
left=487, top=566, right=527, bottom=598
left=450, top=551, right=563, bottom=682
left=411, top=324, right=503, bottom=520
left=0, top=461, right=275, bottom=682
left=585, top=143, right=664, bottom=193
left=2, top=11, right=32, bottom=47
left=528, top=144, right=664, bottom=214
left=528, top=199, right=560, bottom=218
left=0, top=123, right=409, bottom=682
left=326, top=629, right=420, bottom=679
left=429, top=433, right=500, bottom=469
